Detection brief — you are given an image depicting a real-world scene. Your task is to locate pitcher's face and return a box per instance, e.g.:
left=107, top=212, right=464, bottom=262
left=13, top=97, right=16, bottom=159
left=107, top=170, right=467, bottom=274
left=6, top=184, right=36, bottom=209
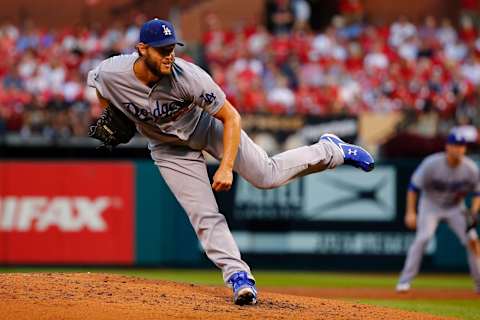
left=139, top=43, right=176, bottom=76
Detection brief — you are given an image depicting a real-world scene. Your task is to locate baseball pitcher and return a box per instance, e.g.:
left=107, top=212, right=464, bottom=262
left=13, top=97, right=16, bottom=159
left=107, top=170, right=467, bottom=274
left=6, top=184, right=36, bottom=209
left=397, top=131, right=480, bottom=293
left=87, top=18, right=374, bottom=305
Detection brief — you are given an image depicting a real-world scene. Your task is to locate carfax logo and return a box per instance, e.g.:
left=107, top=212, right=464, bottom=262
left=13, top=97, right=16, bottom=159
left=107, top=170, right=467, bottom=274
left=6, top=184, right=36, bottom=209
left=0, top=196, right=117, bottom=232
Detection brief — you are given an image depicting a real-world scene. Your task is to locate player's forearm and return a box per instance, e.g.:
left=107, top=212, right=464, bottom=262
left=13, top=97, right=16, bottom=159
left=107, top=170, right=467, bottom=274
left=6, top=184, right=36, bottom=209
left=214, top=101, right=242, bottom=170
left=471, top=196, right=480, bottom=215
left=406, top=190, right=418, bottom=214
left=220, top=112, right=241, bottom=170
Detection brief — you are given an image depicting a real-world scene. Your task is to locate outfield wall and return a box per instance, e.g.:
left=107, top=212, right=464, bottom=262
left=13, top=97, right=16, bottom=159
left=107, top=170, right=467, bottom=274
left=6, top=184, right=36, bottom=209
left=0, top=159, right=477, bottom=271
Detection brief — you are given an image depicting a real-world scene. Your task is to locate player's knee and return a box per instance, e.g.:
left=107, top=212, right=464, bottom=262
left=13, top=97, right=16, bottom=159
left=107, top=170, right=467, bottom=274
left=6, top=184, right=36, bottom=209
left=194, top=212, right=227, bottom=231
left=252, top=178, right=278, bottom=190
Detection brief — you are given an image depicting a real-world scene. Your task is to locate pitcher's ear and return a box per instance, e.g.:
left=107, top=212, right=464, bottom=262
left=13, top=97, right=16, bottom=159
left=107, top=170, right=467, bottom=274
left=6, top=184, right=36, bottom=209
left=136, top=43, right=147, bottom=57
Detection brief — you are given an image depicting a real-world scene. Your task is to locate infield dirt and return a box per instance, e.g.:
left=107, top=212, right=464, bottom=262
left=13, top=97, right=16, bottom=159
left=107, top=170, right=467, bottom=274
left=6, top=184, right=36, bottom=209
left=0, top=273, right=458, bottom=320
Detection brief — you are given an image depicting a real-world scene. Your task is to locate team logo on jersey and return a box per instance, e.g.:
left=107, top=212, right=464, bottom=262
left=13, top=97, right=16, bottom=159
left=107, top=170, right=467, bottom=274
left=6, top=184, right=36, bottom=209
left=200, top=92, right=217, bottom=105
left=431, top=179, right=471, bottom=192
left=122, top=99, right=191, bottom=123
left=162, top=25, right=172, bottom=36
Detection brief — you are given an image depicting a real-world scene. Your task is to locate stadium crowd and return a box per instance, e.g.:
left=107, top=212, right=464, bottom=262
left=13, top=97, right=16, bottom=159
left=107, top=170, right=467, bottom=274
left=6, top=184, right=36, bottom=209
left=1, top=6, right=480, bottom=143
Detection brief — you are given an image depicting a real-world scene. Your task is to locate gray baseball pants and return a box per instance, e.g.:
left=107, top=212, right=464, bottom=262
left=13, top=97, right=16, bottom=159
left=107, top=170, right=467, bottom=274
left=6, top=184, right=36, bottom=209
left=150, top=116, right=344, bottom=283
left=399, top=205, right=480, bottom=290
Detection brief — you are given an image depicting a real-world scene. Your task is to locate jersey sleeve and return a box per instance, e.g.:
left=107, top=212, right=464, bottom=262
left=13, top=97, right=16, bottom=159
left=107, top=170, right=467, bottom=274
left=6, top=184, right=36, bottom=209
left=179, top=63, right=226, bottom=115
left=87, top=63, right=110, bottom=100
left=410, top=158, right=431, bottom=191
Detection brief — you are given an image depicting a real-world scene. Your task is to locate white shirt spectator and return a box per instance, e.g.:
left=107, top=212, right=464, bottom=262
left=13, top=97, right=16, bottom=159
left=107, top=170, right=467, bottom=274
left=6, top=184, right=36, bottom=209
left=340, top=79, right=361, bottom=105
left=461, top=60, right=480, bottom=85
left=312, top=33, right=335, bottom=57
left=398, top=41, right=418, bottom=61
left=437, top=23, right=457, bottom=46
left=293, top=0, right=311, bottom=26
left=389, top=20, right=417, bottom=47
left=248, top=27, right=270, bottom=56
left=232, top=58, right=264, bottom=76
left=63, top=80, right=82, bottom=102
left=38, top=63, right=66, bottom=93
left=62, top=35, right=79, bottom=51
left=268, top=87, right=295, bottom=110
left=444, top=40, right=468, bottom=62
left=364, top=51, right=389, bottom=70
left=267, top=77, right=296, bottom=112
left=82, top=33, right=101, bottom=53
left=1, top=23, right=19, bottom=40
left=18, top=55, right=37, bottom=79
left=332, top=44, right=347, bottom=61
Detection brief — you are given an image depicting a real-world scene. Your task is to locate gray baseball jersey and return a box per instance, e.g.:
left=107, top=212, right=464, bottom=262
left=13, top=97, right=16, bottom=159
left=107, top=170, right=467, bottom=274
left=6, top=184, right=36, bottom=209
left=87, top=53, right=225, bottom=146
left=87, top=53, right=344, bottom=283
left=411, top=152, right=480, bottom=210
left=399, top=152, right=480, bottom=290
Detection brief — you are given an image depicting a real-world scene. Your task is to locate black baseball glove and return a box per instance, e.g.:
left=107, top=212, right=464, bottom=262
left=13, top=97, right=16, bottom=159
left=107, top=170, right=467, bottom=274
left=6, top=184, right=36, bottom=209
left=88, top=105, right=136, bottom=149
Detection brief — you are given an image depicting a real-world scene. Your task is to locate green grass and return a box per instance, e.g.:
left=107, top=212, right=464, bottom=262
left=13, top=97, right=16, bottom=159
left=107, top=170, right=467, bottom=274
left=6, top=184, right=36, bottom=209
left=1, top=268, right=478, bottom=319
left=0, top=267, right=473, bottom=288
left=359, top=299, right=480, bottom=320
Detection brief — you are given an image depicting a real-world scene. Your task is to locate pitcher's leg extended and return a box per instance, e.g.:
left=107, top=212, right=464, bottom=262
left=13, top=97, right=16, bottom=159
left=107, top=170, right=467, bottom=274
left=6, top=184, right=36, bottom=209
left=151, top=147, right=253, bottom=285
left=204, top=120, right=373, bottom=189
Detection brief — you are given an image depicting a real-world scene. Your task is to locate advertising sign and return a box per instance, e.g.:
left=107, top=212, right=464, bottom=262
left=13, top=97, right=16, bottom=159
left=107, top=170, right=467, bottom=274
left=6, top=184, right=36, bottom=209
left=0, top=162, right=134, bottom=264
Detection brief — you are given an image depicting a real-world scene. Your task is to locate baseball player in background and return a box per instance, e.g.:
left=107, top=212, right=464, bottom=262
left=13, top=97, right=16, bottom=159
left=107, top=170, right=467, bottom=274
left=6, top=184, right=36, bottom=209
left=87, top=18, right=374, bottom=305
left=397, top=131, right=480, bottom=294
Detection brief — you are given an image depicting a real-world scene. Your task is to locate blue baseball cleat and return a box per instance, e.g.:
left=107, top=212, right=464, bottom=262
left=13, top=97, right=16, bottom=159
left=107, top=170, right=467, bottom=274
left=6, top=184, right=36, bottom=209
left=227, top=271, right=257, bottom=305
left=320, top=133, right=375, bottom=172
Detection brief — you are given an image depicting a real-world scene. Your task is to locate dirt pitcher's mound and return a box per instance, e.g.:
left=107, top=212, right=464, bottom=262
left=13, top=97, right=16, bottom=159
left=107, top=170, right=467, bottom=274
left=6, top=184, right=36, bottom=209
left=0, top=273, right=453, bottom=320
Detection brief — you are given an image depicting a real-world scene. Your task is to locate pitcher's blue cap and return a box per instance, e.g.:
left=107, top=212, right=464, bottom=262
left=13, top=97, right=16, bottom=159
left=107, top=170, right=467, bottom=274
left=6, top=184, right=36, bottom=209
left=447, top=131, right=467, bottom=145
left=139, top=18, right=184, bottom=47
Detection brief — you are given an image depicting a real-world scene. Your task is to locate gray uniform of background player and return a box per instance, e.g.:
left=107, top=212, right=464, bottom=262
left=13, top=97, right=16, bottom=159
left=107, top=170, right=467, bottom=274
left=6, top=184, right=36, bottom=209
left=398, top=152, right=480, bottom=288
left=87, top=53, right=344, bottom=283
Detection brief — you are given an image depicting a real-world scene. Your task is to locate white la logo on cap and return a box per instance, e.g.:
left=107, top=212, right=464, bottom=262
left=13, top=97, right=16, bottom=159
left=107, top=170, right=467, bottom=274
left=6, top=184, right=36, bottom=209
left=162, top=25, right=172, bottom=36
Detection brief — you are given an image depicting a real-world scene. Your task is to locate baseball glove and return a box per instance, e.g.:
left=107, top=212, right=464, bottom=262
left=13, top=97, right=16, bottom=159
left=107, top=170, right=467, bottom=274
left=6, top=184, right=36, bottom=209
left=88, top=105, right=136, bottom=149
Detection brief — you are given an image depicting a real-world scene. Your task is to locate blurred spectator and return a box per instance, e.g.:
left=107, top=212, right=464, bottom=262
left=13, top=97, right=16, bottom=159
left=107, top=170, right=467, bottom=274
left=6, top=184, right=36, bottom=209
left=265, top=0, right=295, bottom=34
left=1, top=11, right=480, bottom=155
left=364, top=42, right=389, bottom=70
left=437, top=18, right=457, bottom=47
left=460, top=0, right=480, bottom=28
left=292, top=0, right=311, bottom=31
left=459, top=15, right=477, bottom=44
left=389, top=16, right=417, bottom=48
left=339, top=0, right=364, bottom=25
left=267, top=75, right=296, bottom=113
left=461, top=55, right=480, bottom=85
